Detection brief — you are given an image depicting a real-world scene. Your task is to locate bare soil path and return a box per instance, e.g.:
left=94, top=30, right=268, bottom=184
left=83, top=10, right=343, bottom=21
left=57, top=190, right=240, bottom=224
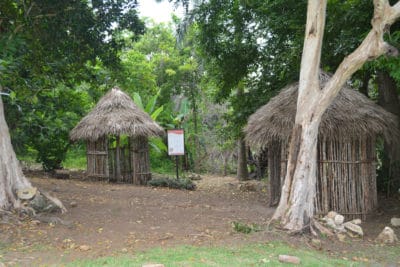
left=0, top=173, right=399, bottom=266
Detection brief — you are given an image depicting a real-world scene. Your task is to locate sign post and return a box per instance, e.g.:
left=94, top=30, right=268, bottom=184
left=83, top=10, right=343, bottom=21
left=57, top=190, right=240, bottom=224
left=167, top=129, right=184, bottom=180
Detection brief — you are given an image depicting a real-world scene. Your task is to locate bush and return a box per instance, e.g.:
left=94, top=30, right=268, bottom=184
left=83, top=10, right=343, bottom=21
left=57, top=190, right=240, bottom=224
left=148, top=177, right=196, bottom=190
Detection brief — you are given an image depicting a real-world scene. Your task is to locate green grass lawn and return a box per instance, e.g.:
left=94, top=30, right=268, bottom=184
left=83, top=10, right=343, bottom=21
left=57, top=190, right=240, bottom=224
left=68, top=243, right=359, bottom=267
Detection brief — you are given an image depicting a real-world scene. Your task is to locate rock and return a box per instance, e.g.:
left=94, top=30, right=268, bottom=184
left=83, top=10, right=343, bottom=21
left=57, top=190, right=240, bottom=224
left=375, top=227, right=398, bottom=244
left=278, top=255, right=301, bottom=264
left=142, top=264, right=165, bottom=267
left=312, top=220, right=334, bottom=237
left=17, top=187, right=37, bottom=200
left=390, top=218, right=400, bottom=227
left=334, top=214, right=345, bottom=225
left=337, top=233, right=346, bottom=242
left=325, top=218, right=337, bottom=230
left=70, top=201, right=78, bottom=208
left=343, top=222, right=363, bottom=237
left=327, top=211, right=338, bottom=219
left=351, top=219, right=362, bottom=225
left=79, top=245, right=91, bottom=251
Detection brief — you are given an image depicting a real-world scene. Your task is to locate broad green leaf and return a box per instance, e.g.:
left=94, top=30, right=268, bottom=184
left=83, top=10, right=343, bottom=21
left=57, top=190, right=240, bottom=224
left=151, top=105, right=164, bottom=121
left=133, top=92, right=144, bottom=110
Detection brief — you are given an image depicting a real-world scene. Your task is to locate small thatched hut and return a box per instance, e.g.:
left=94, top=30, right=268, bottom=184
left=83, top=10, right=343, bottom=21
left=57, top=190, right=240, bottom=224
left=245, top=73, right=399, bottom=219
left=70, top=87, right=164, bottom=184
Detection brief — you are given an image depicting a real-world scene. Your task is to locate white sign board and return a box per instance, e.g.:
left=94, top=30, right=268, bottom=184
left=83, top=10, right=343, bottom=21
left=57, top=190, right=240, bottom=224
left=167, top=129, right=185, bottom=155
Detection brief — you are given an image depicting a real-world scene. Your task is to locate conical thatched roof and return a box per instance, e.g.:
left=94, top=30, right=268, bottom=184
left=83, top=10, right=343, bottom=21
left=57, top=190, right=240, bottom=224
left=70, top=87, right=164, bottom=141
left=245, top=74, right=399, bottom=147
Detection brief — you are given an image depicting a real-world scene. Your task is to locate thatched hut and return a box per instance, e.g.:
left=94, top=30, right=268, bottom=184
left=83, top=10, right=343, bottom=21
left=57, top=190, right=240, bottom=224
left=70, top=87, right=164, bottom=184
left=245, top=73, right=399, bottom=219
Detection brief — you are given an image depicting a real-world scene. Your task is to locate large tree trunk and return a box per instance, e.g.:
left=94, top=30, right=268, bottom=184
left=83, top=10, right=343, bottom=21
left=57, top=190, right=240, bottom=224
left=273, top=0, right=400, bottom=232
left=0, top=93, right=32, bottom=210
left=377, top=71, right=400, bottom=195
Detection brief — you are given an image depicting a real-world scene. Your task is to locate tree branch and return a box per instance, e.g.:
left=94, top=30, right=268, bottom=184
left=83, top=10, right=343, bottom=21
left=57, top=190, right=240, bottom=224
left=317, top=0, right=400, bottom=113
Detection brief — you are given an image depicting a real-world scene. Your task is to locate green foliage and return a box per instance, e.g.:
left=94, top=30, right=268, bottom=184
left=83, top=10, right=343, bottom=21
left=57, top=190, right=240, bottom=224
left=148, top=177, right=196, bottom=190
left=231, top=221, right=262, bottom=234
left=63, top=144, right=87, bottom=170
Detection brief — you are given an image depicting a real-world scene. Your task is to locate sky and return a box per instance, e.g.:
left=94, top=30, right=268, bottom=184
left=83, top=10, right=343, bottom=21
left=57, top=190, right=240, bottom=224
left=136, top=0, right=184, bottom=24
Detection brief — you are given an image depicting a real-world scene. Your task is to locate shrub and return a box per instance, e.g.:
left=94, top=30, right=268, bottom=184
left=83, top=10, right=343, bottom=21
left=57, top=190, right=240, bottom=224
left=148, top=177, right=196, bottom=190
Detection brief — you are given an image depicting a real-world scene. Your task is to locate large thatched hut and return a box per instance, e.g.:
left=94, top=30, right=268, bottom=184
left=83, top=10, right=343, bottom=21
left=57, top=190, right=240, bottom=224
left=245, top=73, right=399, bottom=219
left=70, top=87, right=164, bottom=184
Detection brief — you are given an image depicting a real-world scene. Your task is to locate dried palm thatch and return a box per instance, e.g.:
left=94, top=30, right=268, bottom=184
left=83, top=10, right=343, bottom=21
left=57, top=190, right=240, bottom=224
left=70, top=87, right=164, bottom=141
left=245, top=73, right=399, bottom=147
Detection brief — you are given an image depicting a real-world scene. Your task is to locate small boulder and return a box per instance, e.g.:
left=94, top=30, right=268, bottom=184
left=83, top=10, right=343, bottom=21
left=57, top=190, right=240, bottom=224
left=375, top=227, right=398, bottom=244
left=79, top=245, right=91, bottom=251
left=390, top=218, right=400, bottom=227
left=327, top=211, right=338, bottom=219
left=351, top=219, right=362, bottom=225
left=17, top=187, right=37, bottom=200
left=70, top=201, right=78, bottom=208
left=278, top=255, right=301, bottom=264
left=343, top=222, right=363, bottom=237
left=336, top=233, right=346, bottom=242
left=334, top=214, right=345, bottom=225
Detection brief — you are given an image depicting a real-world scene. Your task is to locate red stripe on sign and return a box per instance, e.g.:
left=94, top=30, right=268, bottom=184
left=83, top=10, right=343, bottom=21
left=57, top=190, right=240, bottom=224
left=168, top=129, right=184, bottom=134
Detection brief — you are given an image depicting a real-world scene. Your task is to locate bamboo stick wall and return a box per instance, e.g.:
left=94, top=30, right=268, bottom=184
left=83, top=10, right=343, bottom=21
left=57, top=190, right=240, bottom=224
left=130, top=136, right=151, bottom=185
left=85, top=135, right=153, bottom=185
left=269, top=137, right=377, bottom=219
left=86, top=137, right=109, bottom=178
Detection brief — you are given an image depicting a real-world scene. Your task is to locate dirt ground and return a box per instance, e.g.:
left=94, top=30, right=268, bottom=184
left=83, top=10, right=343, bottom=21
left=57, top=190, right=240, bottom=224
left=1, top=172, right=400, bottom=266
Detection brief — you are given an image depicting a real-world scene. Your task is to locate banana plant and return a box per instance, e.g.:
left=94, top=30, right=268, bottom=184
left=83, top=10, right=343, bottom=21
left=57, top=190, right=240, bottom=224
left=133, top=90, right=167, bottom=153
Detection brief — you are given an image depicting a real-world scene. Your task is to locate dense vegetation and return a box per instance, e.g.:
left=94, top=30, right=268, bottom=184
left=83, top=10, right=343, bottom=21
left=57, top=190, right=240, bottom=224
left=1, top=0, right=400, bottom=194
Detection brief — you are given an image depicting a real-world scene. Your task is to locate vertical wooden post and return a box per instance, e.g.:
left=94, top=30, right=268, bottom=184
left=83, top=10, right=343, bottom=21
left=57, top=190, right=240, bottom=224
left=115, top=135, right=121, bottom=181
left=175, top=156, right=179, bottom=180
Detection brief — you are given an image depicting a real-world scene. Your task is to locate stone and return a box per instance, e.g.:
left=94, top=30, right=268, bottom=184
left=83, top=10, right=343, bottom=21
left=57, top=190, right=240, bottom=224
left=79, top=245, right=91, bottom=251
left=334, top=214, right=345, bottom=225
left=325, top=218, right=337, bottom=230
left=390, top=218, right=400, bottom=227
left=278, top=255, right=301, bottom=264
left=375, top=227, right=398, bottom=244
left=17, top=187, right=37, bottom=200
left=70, top=201, right=78, bottom=208
left=343, top=222, right=363, bottom=237
left=142, top=264, right=165, bottom=267
left=351, top=219, right=362, bottom=225
left=337, top=233, right=346, bottom=242
left=326, top=211, right=338, bottom=219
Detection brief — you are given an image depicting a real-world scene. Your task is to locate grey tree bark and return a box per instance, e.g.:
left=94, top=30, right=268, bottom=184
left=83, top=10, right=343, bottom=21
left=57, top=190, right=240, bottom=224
left=0, top=93, right=32, bottom=210
left=273, top=0, right=400, bottom=232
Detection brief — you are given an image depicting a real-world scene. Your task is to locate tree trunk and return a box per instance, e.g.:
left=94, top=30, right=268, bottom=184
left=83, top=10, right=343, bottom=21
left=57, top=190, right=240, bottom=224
left=377, top=71, right=400, bottom=195
left=272, top=0, right=400, bottom=232
left=237, top=136, right=249, bottom=181
left=0, top=94, right=32, bottom=210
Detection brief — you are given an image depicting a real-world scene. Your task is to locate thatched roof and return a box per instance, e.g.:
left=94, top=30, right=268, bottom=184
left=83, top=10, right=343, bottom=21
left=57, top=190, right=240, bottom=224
left=245, top=75, right=399, bottom=147
left=70, top=87, right=164, bottom=141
